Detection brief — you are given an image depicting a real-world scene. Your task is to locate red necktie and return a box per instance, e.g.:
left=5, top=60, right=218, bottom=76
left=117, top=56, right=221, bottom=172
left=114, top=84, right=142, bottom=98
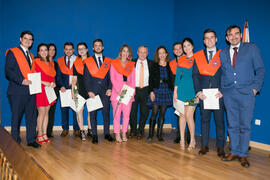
left=232, top=47, right=238, bottom=69
left=67, top=56, right=71, bottom=69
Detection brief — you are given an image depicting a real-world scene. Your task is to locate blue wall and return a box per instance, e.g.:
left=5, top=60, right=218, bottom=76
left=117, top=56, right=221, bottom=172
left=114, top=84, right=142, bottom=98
left=1, top=0, right=269, bottom=145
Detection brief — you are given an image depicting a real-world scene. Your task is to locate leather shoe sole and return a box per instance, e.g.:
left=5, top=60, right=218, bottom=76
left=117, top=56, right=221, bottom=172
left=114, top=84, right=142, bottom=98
left=222, top=153, right=240, bottom=161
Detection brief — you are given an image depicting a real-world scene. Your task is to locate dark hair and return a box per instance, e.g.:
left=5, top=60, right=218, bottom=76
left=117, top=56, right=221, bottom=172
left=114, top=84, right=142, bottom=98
left=154, top=46, right=170, bottom=63
left=20, top=30, right=34, bottom=41
left=77, top=42, right=90, bottom=58
left=37, top=43, right=49, bottom=62
left=182, top=37, right=194, bottom=54
left=203, top=29, right=217, bottom=39
left=117, top=44, right=133, bottom=60
left=48, top=43, right=57, bottom=59
left=64, top=42, right=74, bottom=49
left=93, top=39, right=103, bottom=46
left=226, top=25, right=242, bottom=36
left=173, top=42, right=182, bottom=49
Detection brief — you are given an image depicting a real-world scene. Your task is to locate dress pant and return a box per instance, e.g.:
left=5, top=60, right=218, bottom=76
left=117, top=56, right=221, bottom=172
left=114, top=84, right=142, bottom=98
left=200, top=99, right=225, bottom=148
left=223, top=88, right=255, bottom=157
left=8, top=94, right=37, bottom=144
left=61, top=107, right=79, bottom=131
left=47, top=88, right=59, bottom=136
left=129, top=87, right=149, bottom=135
left=90, top=92, right=111, bottom=136
left=112, top=101, right=132, bottom=134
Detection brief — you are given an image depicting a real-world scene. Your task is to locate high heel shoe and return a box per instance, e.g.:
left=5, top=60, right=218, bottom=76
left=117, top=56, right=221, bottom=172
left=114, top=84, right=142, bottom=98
left=42, top=134, right=50, bottom=143
left=115, top=133, right=122, bottom=143
left=188, top=140, right=196, bottom=150
left=122, top=133, right=128, bottom=142
left=36, top=135, right=46, bottom=145
left=180, top=140, right=185, bottom=150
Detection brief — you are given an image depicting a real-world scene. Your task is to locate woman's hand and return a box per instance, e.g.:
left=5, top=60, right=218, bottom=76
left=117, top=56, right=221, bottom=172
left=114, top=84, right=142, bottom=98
left=173, top=91, right=178, bottom=102
left=150, top=92, right=155, bottom=102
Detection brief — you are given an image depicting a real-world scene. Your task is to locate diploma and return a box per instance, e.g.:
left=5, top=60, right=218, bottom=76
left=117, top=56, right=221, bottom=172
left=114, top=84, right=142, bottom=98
left=86, top=95, right=103, bottom=112
left=173, top=99, right=185, bottom=115
left=203, top=88, right=219, bottom=110
left=116, top=84, right=135, bottom=105
left=45, top=86, right=57, bottom=104
left=28, top=73, right=41, bottom=95
left=59, top=89, right=72, bottom=107
left=70, top=94, right=86, bottom=112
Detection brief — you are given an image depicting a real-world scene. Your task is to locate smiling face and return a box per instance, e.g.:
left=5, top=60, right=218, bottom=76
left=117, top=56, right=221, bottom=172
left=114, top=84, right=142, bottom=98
left=226, top=27, right=242, bottom=46
left=77, top=44, right=88, bottom=58
left=93, top=41, right=104, bottom=55
left=38, top=45, right=48, bottom=60
left=204, top=32, right=217, bottom=49
left=120, top=47, right=130, bottom=61
left=20, top=34, right=33, bottom=49
left=137, top=46, right=148, bottom=60
left=158, top=48, right=167, bottom=63
left=48, top=45, right=56, bottom=59
left=183, top=41, right=194, bottom=55
left=64, top=45, right=74, bottom=57
left=173, top=44, right=183, bottom=58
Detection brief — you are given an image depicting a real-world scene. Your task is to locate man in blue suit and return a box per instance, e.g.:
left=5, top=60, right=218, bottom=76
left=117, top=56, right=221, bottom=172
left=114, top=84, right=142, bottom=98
left=56, top=42, right=80, bottom=137
left=220, top=25, right=265, bottom=168
left=84, top=39, right=114, bottom=144
left=5, top=31, right=40, bottom=148
left=193, top=29, right=225, bottom=157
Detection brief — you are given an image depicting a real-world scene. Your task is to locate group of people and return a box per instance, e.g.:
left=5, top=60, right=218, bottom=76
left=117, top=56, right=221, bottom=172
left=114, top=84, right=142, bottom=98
left=5, top=24, right=265, bottom=168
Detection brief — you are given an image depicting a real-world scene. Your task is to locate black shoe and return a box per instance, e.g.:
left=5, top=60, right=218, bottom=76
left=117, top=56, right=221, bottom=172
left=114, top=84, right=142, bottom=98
left=80, top=130, right=86, bottom=141
left=105, top=134, right=114, bottom=142
left=198, top=146, right=209, bottom=155
left=137, top=134, right=142, bottom=140
left=27, top=142, right=41, bottom=148
left=92, top=135, right=98, bottom=144
left=87, top=129, right=92, bottom=138
left=47, top=134, right=54, bottom=138
left=174, top=136, right=180, bottom=144
left=128, top=132, right=136, bottom=139
left=217, top=148, right=225, bottom=158
left=147, top=136, right=153, bottom=142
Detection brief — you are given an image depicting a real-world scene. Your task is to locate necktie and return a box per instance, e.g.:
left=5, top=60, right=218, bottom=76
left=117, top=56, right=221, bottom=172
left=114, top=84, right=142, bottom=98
left=67, top=56, right=71, bottom=69
left=26, top=51, right=31, bottom=67
left=232, top=47, right=238, bottom=69
left=208, top=50, right=213, bottom=62
left=98, top=57, right=102, bottom=68
left=139, top=62, right=144, bottom=88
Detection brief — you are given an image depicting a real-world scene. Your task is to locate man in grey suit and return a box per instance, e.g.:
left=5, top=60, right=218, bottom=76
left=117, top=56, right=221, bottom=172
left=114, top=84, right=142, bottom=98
left=220, top=25, right=265, bottom=168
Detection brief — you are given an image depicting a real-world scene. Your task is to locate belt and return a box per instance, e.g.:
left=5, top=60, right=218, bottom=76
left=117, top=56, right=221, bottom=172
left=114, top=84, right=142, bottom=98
left=160, top=79, right=167, bottom=83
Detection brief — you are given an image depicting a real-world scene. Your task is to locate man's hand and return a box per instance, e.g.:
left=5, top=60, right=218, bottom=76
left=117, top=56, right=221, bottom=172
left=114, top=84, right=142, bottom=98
left=253, top=89, right=257, bottom=96
left=215, top=91, right=223, bottom=98
left=60, top=87, right=66, bottom=92
left=88, top=92, right=95, bottom=98
left=22, top=79, right=32, bottom=85
left=106, top=89, right=112, bottom=96
left=150, top=92, right=155, bottom=102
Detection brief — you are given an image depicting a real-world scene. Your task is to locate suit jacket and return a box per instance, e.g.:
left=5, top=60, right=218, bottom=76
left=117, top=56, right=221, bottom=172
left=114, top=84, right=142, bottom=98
left=219, top=43, right=265, bottom=95
left=133, top=58, right=153, bottom=91
left=5, top=46, right=31, bottom=95
left=149, top=62, right=174, bottom=92
left=84, top=56, right=112, bottom=95
left=56, top=55, right=75, bottom=89
left=192, top=48, right=222, bottom=93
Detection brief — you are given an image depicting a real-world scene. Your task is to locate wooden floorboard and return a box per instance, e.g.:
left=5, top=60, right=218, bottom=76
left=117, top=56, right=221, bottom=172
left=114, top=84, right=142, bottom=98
left=19, top=129, right=270, bottom=180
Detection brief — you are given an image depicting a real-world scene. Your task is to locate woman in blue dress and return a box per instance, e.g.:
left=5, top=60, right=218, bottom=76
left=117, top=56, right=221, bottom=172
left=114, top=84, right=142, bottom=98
left=174, top=38, right=198, bottom=150
left=147, top=46, right=174, bottom=142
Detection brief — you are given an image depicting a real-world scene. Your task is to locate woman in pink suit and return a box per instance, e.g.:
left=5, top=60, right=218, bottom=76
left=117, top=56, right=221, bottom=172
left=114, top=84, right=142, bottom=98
left=110, top=44, right=135, bottom=143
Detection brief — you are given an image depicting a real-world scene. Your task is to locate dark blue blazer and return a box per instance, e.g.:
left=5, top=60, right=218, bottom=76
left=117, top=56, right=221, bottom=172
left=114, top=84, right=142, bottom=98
left=5, top=46, right=31, bottom=95
left=56, top=56, right=74, bottom=89
left=219, top=43, right=265, bottom=95
left=83, top=56, right=112, bottom=94
left=192, top=49, right=222, bottom=94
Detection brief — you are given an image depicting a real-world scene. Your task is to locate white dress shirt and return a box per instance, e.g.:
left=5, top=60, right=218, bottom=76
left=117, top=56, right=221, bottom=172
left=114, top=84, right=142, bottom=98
left=66, top=54, right=76, bottom=85
left=229, top=43, right=240, bottom=65
left=20, top=45, right=33, bottom=65
left=135, top=59, right=149, bottom=87
left=95, top=54, right=103, bottom=68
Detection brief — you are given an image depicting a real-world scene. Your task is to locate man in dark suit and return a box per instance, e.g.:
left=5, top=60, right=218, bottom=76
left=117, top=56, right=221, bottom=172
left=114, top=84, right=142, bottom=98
left=84, top=39, right=114, bottom=144
left=56, top=42, right=80, bottom=137
left=5, top=31, right=40, bottom=148
left=220, top=25, right=265, bottom=168
left=193, top=29, right=225, bottom=157
left=129, top=46, right=153, bottom=140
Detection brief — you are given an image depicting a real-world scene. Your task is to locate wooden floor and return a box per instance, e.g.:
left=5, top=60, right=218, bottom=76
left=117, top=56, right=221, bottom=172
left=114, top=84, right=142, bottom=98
left=20, top=129, right=270, bottom=180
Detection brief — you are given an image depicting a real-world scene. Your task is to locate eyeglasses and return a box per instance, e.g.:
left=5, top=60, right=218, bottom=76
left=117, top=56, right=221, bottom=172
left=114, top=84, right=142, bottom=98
left=78, top=48, right=87, bottom=51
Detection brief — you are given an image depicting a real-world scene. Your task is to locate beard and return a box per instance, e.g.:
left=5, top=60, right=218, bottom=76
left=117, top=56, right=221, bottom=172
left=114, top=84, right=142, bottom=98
left=93, top=49, right=103, bottom=54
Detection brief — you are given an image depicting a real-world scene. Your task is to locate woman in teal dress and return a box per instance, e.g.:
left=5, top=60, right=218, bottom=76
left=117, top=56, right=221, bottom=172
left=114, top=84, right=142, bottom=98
left=174, top=38, right=198, bottom=150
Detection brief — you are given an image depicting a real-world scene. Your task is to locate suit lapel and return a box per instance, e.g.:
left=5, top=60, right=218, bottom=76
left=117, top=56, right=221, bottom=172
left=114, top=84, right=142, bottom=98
left=93, top=55, right=98, bottom=66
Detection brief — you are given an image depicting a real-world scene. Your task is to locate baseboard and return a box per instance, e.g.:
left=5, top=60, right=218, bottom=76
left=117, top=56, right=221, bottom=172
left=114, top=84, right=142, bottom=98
left=4, top=125, right=270, bottom=151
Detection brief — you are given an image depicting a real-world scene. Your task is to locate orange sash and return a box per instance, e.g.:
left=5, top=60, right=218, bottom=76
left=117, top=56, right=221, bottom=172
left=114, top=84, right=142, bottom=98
left=177, top=55, right=194, bottom=69
left=84, top=56, right=112, bottom=79
left=73, top=57, right=84, bottom=75
left=193, top=50, right=221, bottom=76
left=32, top=58, right=56, bottom=77
left=169, top=59, right=177, bottom=75
left=111, top=59, right=135, bottom=77
left=57, top=56, right=73, bottom=75
left=5, top=47, right=34, bottom=79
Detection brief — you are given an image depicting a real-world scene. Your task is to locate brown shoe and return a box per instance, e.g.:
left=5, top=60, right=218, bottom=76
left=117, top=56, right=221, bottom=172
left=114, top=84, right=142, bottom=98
left=61, top=130, right=69, bottom=137
left=217, top=148, right=225, bottom=158
left=222, top=153, right=240, bottom=161
left=73, top=130, right=80, bottom=137
left=239, top=157, right=250, bottom=168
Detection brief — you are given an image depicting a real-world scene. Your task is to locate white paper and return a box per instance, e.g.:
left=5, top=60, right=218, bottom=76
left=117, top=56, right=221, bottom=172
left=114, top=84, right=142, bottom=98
left=59, top=89, right=72, bottom=107
left=173, top=99, right=185, bottom=115
left=86, top=95, right=103, bottom=112
left=45, top=86, right=57, bottom=104
left=203, top=88, right=219, bottom=110
left=116, top=84, right=135, bottom=105
left=70, top=94, right=86, bottom=112
left=28, top=73, right=41, bottom=95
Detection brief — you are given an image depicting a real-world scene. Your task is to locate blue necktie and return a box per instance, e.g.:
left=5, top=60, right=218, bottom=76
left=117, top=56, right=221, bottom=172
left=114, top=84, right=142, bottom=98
left=98, top=57, right=102, bottom=68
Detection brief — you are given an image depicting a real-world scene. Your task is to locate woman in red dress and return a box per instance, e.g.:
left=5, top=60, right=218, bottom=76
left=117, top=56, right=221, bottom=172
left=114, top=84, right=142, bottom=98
left=32, top=44, right=56, bottom=145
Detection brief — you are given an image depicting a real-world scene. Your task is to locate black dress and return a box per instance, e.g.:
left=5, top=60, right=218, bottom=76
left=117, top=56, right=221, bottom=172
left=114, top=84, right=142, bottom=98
left=73, top=67, right=88, bottom=99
